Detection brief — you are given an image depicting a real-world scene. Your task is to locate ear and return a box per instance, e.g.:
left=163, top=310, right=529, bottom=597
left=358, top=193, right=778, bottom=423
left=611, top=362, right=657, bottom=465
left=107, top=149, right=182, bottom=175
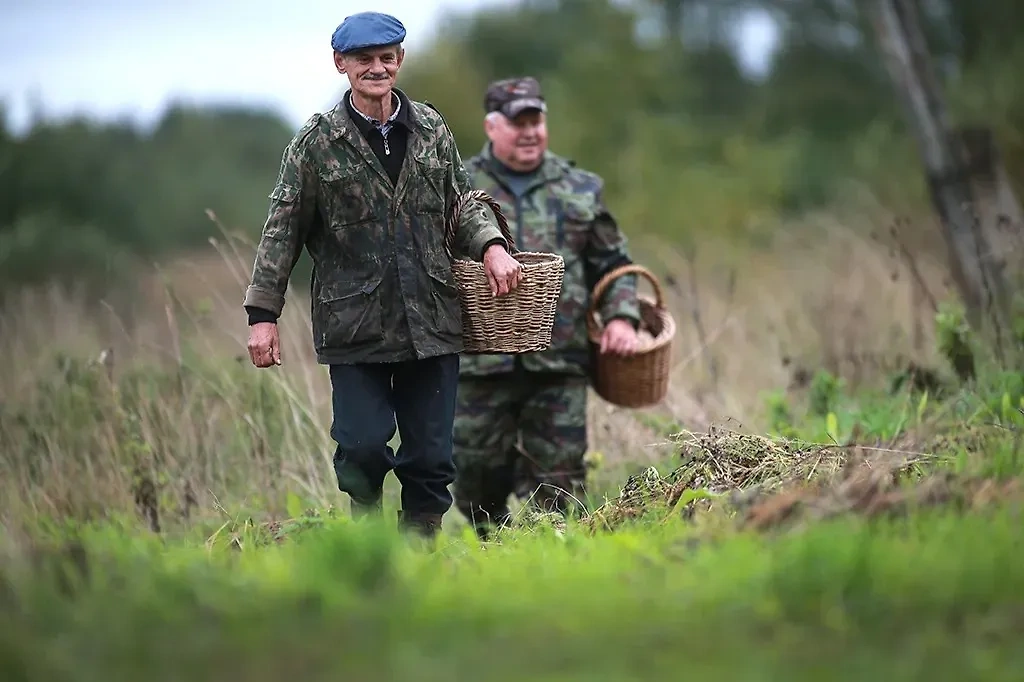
left=334, top=51, right=346, bottom=74
left=483, top=112, right=503, bottom=139
left=396, top=47, right=405, bottom=68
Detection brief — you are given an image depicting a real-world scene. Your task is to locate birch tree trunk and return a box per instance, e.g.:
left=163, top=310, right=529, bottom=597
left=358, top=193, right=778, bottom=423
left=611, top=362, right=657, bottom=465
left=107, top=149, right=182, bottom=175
left=868, top=0, right=1022, bottom=366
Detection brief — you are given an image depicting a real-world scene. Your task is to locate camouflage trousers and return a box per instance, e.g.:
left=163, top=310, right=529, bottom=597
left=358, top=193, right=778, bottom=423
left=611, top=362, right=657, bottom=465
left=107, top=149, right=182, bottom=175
left=452, top=370, right=588, bottom=536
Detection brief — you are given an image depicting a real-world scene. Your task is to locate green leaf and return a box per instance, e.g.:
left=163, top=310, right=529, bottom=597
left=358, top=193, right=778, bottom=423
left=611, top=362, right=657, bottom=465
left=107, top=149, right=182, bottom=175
left=286, top=492, right=304, bottom=520
left=916, top=390, right=929, bottom=424
left=826, top=412, right=840, bottom=443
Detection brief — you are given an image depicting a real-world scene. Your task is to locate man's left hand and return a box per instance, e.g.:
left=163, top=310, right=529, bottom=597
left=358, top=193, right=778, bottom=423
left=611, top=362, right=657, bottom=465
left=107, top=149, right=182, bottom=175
left=600, top=318, right=639, bottom=356
left=483, top=243, right=523, bottom=297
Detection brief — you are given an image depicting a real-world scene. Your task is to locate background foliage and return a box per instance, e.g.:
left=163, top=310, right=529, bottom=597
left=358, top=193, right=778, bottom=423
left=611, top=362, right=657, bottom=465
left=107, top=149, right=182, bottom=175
left=5, top=0, right=1024, bottom=300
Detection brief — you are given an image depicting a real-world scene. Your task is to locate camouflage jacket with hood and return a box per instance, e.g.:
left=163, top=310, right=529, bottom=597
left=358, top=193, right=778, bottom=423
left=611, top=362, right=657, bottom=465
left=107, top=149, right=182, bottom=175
left=242, top=88, right=508, bottom=365
left=459, top=143, right=640, bottom=378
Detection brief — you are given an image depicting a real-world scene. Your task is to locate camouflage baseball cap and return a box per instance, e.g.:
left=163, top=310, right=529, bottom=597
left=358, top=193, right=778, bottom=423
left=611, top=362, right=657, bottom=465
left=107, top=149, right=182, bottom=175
left=484, top=77, right=547, bottom=118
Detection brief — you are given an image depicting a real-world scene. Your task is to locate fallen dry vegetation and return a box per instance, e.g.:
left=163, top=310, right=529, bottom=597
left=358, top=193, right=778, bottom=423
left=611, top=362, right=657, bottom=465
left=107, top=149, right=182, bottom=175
left=581, top=421, right=1023, bottom=536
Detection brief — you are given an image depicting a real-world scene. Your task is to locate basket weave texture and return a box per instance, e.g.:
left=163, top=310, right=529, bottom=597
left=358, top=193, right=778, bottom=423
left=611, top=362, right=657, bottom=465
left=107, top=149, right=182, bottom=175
left=586, top=264, right=676, bottom=408
left=445, top=189, right=565, bottom=354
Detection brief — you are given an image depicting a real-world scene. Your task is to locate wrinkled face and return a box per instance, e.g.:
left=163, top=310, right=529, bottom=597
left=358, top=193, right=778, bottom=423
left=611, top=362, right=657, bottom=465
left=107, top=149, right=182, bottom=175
left=484, top=109, right=548, bottom=172
left=335, top=44, right=404, bottom=99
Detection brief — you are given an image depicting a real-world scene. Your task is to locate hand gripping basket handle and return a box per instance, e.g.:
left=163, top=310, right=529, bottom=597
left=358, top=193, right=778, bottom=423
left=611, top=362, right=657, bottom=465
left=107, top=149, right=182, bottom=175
left=444, top=189, right=519, bottom=259
left=586, top=264, right=665, bottom=336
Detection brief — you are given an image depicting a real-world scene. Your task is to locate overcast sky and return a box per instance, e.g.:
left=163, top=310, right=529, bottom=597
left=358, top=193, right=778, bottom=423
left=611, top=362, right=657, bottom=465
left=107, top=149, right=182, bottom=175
left=0, top=0, right=779, bottom=134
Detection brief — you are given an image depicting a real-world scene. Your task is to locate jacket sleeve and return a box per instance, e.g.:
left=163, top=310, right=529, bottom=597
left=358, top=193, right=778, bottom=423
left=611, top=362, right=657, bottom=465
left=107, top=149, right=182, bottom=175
left=445, top=134, right=507, bottom=261
left=242, top=133, right=318, bottom=318
left=585, top=188, right=641, bottom=329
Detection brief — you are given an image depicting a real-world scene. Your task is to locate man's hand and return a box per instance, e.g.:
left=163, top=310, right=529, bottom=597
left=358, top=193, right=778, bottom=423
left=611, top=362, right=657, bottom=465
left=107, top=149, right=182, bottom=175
left=248, top=322, right=282, bottom=368
left=599, top=318, right=639, bottom=356
left=482, top=243, right=523, bottom=297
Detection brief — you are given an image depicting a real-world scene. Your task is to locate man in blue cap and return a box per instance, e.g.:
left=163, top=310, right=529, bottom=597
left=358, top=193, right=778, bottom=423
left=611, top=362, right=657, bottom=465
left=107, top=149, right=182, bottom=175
left=243, top=11, right=524, bottom=539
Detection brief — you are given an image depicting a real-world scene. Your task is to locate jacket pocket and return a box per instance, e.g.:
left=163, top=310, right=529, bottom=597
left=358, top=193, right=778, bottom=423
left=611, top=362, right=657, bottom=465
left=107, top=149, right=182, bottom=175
left=414, top=158, right=449, bottom=215
left=319, top=167, right=378, bottom=228
left=316, top=276, right=385, bottom=348
left=558, top=197, right=595, bottom=252
left=426, top=267, right=462, bottom=337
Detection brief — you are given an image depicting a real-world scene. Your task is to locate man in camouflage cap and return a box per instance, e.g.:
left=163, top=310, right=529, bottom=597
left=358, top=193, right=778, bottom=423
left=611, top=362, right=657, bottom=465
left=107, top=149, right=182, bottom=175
left=452, top=76, right=641, bottom=539
left=243, top=12, right=523, bottom=539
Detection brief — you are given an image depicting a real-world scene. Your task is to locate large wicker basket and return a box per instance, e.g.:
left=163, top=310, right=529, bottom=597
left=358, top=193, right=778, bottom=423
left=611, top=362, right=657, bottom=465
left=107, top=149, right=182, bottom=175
left=445, top=189, right=565, bottom=354
left=586, top=264, right=676, bottom=408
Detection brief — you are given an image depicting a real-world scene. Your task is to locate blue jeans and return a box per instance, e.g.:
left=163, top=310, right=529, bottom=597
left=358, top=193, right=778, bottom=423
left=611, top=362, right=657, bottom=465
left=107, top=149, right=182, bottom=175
left=329, top=353, right=459, bottom=515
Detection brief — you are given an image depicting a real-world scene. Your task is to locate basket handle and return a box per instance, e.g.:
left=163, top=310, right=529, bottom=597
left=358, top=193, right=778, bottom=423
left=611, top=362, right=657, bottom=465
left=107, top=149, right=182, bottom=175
left=445, top=189, right=519, bottom=259
left=586, top=263, right=665, bottom=335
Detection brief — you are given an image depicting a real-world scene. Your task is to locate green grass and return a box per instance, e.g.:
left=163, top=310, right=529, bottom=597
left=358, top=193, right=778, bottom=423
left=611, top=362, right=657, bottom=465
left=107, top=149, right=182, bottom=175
left=3, top=287, right=1024, bottom=680
left=3, top=389, right=1023, bottom=681
left=2, top=502, right=1024, bottom=681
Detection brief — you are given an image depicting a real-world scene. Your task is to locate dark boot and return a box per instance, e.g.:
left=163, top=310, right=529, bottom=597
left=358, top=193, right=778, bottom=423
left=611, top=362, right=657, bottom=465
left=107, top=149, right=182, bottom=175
left=521, top=469, right=588, bottom=519
left=397, top=510, right=443, bottom=539
left=472, top=509, right=512, bottom=541
left=350, top=496, right=383, bottom=519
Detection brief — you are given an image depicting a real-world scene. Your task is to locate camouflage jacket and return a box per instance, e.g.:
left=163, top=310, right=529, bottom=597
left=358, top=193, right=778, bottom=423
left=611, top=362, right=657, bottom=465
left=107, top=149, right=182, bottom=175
left=242, top=88, right=508, bottom=365
left=459, top=143, right=640, bottom=377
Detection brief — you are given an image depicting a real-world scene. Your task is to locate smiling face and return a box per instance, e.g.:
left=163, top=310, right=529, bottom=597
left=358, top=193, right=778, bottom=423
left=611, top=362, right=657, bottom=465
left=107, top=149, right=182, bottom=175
left=484, top=109, right=548, bottom=172
left=334, top=44, right=404, bottom=99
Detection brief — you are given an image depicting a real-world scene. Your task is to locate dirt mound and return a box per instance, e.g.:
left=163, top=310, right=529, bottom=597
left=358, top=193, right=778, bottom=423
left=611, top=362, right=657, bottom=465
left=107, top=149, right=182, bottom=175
left=582, top=426, right=847, bottom=531
left=578, top=425, right=1011, bottom=534
left=741, top=460, right=1023, bottom=533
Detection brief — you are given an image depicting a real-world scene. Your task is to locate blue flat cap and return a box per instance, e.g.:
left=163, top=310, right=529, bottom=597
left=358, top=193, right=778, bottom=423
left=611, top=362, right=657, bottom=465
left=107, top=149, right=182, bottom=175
left=331, top=12, right=407, bottom=53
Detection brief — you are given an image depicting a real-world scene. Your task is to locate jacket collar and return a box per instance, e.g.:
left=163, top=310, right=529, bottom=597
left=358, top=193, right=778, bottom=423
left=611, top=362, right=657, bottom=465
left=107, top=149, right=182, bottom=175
left=475, top=142, right=566, bottom=191
left=322, top=87, right=433, bottom=199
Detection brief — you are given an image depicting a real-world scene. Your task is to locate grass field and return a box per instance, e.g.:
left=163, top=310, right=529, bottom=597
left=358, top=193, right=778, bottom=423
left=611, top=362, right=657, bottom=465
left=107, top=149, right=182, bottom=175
left=2, top=207, right=1023, bottom=680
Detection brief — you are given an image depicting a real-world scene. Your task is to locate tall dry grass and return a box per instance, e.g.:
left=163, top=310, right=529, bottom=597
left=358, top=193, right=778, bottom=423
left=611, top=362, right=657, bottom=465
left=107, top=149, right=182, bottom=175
left=0, top=198, right=957, bottom=533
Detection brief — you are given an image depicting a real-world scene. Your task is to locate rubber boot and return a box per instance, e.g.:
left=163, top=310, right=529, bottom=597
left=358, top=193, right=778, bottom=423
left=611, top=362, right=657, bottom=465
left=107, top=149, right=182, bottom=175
left=473, top=509, right=512, bottom=542
left=350, top=496, right=383, bottom=519
left=397, top=510, right=443, bottom=539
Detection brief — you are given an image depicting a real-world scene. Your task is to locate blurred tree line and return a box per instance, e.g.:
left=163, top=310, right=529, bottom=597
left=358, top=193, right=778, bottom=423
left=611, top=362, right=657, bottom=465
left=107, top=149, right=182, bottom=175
left=2, top=0, right=1023, bottom=296
left=0, top=104, right=293, bottom=295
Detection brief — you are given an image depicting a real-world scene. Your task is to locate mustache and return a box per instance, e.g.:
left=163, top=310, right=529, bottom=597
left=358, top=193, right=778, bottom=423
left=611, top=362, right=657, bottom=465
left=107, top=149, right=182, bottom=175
left=362, top=73, right=389, bottom=80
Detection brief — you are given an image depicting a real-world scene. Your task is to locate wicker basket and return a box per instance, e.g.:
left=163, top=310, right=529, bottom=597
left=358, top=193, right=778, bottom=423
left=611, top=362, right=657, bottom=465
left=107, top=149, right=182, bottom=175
left=445, top=189, right=565, bottom=354
left=586, top=264, right=676, bottom=408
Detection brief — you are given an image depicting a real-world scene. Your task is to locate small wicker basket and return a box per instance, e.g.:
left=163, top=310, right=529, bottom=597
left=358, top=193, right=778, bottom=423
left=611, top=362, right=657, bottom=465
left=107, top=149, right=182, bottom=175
left=445, top=189, right=566, bottom=354
left=586, top=264, right=676, bottom=408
